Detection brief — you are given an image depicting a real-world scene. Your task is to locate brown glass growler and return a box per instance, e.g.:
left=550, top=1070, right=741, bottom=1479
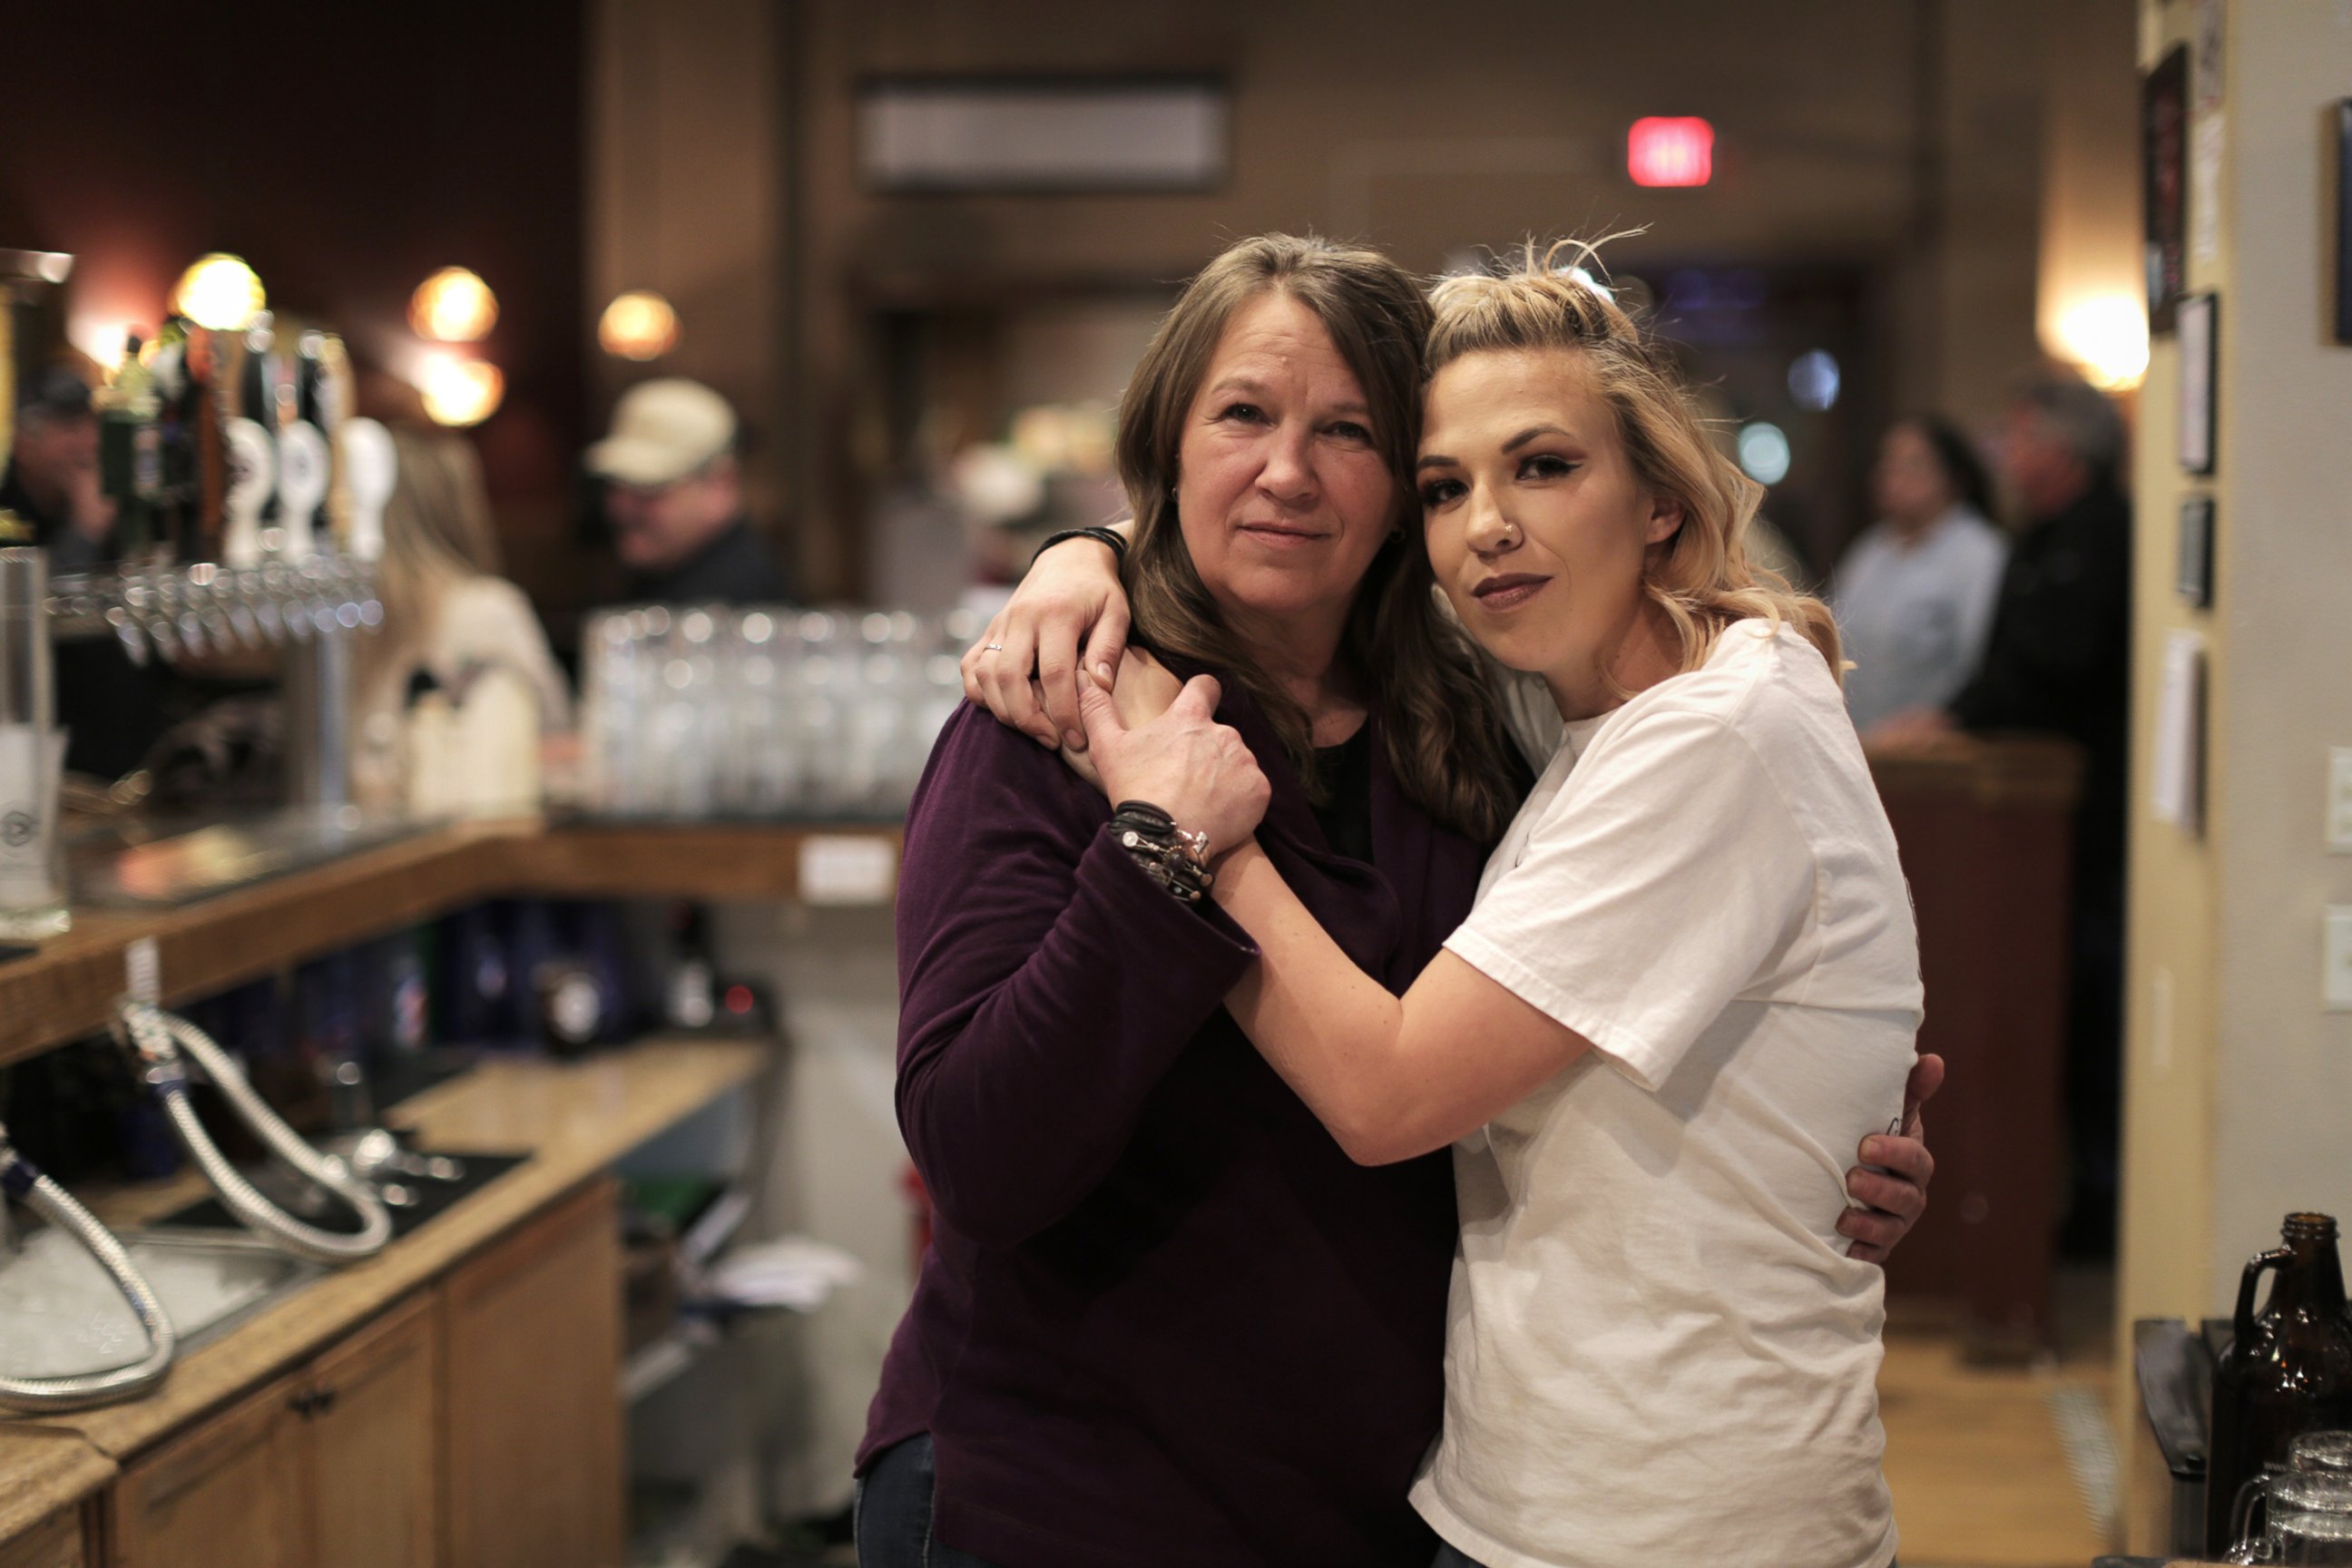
left=2204, top=1212, right=2352, bottom=1554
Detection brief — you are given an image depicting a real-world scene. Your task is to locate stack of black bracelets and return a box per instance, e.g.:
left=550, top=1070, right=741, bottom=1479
left=1111, top=801, right=1214, bottom=905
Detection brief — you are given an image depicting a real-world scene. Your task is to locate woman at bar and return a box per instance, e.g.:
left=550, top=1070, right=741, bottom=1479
left=1833, top=415, right=2007, bottom=733
left=866, top=235, right=1935, bottom=1568
left=348, top=428, right=571, bottom=811
left=1043, top=251, right=1917, bottom=1568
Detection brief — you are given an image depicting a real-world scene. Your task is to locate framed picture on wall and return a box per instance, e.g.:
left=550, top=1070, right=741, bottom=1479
left=2335, top=100, right=2352, bottom=344
left=2178, top=291, right=2218, bottom=474
left=2143, top=45, right=2190, bottom=333
left=2176, top=495, right=2215, bottom=607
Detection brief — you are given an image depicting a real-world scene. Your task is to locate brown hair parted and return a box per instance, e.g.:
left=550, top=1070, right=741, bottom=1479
left=1116, top=233, right=1518, bottom=845
left=1426, top=242, right=1844, bottom=687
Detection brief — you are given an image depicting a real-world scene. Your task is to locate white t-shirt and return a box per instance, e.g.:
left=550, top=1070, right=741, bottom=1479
left=1409, top=619, right=1921, bottom=1568
left=1832, top=505, right=2008, bottom=731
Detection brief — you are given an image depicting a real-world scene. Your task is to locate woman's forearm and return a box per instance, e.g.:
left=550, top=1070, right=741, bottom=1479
left=1213, top=841, right=1410, bottom=1161
left=1215, top=840, right=1592, bottom=1164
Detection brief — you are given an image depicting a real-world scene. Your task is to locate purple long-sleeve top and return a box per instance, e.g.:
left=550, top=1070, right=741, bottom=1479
left=858, top=675, right=1490, bottom=1568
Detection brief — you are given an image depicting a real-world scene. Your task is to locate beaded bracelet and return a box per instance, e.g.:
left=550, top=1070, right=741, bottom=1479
left=1110, top=799, right=1214, bottom=904
left=1034, top=525, right=1129, bottom=566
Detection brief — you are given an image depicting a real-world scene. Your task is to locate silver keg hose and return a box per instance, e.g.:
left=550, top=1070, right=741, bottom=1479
left=0, top=1128, right=178, bottom=1410
left=114, top=999, right=392, bottom=1265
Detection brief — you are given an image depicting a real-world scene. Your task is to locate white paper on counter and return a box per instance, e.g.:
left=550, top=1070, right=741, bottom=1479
left=2151, top=630, right=2206, bottom=833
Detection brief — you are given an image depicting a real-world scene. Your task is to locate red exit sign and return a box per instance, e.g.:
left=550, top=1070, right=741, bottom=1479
left=1627, top=117, right=1714, bottom=187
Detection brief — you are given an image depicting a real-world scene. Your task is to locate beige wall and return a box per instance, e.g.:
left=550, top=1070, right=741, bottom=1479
left=2117, top=0, right=2352, bottom=1530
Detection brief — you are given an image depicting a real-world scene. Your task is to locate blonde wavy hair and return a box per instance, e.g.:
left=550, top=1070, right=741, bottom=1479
left=1424, top=242, right=1843, bottom=688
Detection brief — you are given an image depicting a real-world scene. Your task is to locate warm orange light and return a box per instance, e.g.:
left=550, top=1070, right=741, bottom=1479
left=598, top=289, right=679, bottom=360
left=2053, top=294, right=2149, bottom=391
left=1628, top=118, right=1715, bottom=188
left=418, top=354, right=505, bottom=426
left=172, top=252, right=266, bottom=330
left=409, top=267, right=498, bottom=342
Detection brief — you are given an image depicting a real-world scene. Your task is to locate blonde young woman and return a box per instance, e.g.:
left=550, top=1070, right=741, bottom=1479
left=349, top=428, right=571, bottom=810
left=981, top=251, right=1922, bottom=1568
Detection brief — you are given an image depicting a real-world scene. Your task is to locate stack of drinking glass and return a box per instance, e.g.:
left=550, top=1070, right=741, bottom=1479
left=582, top=606, right=981, bottom=820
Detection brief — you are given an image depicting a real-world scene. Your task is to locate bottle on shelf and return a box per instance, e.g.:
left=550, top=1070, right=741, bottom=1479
left=94, top=335, right=162, bottom=560
left=436, top=902, right=515, bottom=1049
left=662, top=900, right=718, bottom=1031
left=135, top=317, right=208, bottom=562
left=295, top=952, right=372, bottom=1133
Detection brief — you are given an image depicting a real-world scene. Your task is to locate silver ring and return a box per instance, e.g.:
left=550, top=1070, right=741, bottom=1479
left=982, top=642, right=1004, bottom=652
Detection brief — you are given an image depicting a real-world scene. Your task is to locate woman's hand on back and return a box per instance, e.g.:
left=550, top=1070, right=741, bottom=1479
left=1838, top=1052, right=1944, bottom=1263
left=964, top=535, right=1134, bottom=753
left=1077, top=671, right=1269, bottom=858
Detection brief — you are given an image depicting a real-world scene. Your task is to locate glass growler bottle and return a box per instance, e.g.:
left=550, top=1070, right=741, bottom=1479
left=2205, top=1211, right=2352, bottom=1554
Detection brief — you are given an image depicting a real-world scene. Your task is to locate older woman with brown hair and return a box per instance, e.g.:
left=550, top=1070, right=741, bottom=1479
left=864, top=236, right=1936, bottom=1568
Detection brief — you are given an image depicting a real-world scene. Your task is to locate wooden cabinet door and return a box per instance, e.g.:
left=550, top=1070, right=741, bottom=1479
left=304, top=1291, right=440, bottom=1568
left=0, top=1507, right=86, bottom=1568
left=441, top=1181, right=624, bottom=1568
left=109, top=1373, right=308, bottom=1568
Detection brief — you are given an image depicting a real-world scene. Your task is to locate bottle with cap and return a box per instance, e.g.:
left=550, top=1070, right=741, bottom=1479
left=95, top=336, right=162, bottom=558
left=2206, top=1211, right=2352, bottom=1553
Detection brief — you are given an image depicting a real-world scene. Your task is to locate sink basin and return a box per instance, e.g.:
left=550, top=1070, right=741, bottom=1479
left=0, top=1226, right=323, bottom=1380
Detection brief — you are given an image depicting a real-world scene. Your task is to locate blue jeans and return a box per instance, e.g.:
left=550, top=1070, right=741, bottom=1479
left=855, top=1434, right=1004, bottom=1568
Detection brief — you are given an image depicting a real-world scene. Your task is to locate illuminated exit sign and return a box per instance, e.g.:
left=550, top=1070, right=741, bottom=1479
left=1627, top=117, right=1714, bottom=187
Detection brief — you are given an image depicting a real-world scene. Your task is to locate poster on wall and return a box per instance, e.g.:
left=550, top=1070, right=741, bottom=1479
left=2178, top=292, right=2218, bottom=474
left=2336, top=101, right=2352, bottom=344
left=2176, top=495, right=2215, bottom=608
left=2151, top=630, right=2206, bottom=836
left=2193, top=0, right=2225, bottom=113
left=2143, top=45, right=2190, bottom=333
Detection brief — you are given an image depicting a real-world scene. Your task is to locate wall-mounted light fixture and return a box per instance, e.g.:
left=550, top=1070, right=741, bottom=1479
left=171, top=253, right=266, bottom=331
left=2053, top=294, right=2150, bottom=392
left=410, top=267, right=498, bottom=342
left=598, top=289, right=679, bottom=360
left=418, top=353, right=504, bottom=426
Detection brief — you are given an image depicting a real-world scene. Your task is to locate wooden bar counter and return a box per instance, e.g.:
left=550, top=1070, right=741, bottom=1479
left=1867, top=735, right=2083, bottom=1350
left=0, top=818, right=900, bottom=1069
left=0, top=818, right=893, bottom=1565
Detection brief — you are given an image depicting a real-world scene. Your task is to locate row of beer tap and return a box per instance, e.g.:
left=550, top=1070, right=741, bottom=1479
left=41, top=310, right=392, bottom=664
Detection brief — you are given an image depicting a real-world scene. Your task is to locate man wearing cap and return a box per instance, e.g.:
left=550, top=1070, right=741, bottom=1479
left=1, top=368, right=114, bottom=573
left=589, top=378, right=792, bottom=603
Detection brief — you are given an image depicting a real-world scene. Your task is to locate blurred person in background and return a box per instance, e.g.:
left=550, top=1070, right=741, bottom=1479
left=1833, top=416, right=2007, bottom=732
left=1871, top=367, right=2130, bottom=1256
left=587, top=377, right=792, bottom=603
left=349, top=427, right=571, bottom=811
left=0, top=367, right=113, bottom=573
